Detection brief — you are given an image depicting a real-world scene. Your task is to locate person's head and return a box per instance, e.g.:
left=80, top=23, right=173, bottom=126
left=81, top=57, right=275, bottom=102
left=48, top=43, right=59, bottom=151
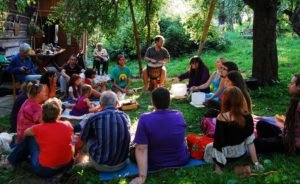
left=117, top=54, right=126, bottom=67
left=42, top=98, right=62, bottom=123
left=288, top=74, right=300, bottom=97
left=69, top=74, right=81, bottom=87
left=99, top=91, right=118, bottom=107
left=154, top=35, right=165, bottom=48
left=96, top=43, right=103, bottom=50
left=284, top=74, right=300, bottom=155
left=68, top=54, right=78, bottom=67
left=40, top=71, right=57, bottom=88
left=225, top=71, right=252, bottom=112
left=81, top=84, right=92, bottom=97
left=152, top=87, right=170, bottom=110
left=222, top=86, right=247, bottom=126
left=224, top=71, right=245, bottom=88
left=189, top=56, right=206, bottom=70
left=84, top=68, right=96, bottom=79
left=215, top=57, right=225, bottom=70
left=221, top=61, right=238, bottom=77
left=19, top=43, right=31, bottom=58
left=27, top=81, right=48, bottom=104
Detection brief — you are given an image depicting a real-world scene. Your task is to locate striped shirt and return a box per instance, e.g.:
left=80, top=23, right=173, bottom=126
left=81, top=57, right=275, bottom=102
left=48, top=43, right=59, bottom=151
left=80, top=106, right=131, bottom=166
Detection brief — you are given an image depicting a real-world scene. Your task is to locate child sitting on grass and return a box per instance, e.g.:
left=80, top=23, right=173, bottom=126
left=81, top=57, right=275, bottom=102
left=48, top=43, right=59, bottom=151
left=83, top=68, right=103, bottom=98
left=70, top=84, right=101, bottom=116
left=67, top=74, right=82, bottom=104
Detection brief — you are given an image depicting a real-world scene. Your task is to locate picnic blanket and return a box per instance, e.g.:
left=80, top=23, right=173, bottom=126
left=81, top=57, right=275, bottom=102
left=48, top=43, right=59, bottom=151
left=60, top=108, right=93, bottom=120
left=99, top=159, right=207, bottom=181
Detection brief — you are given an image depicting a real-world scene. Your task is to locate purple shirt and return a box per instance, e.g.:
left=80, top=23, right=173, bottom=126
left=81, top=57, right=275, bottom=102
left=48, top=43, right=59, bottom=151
left=134, top=110, right=189, bottom=170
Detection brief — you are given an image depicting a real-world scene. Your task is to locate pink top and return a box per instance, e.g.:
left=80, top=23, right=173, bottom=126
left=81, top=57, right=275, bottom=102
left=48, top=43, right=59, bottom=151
left=17, top=99, right=42, bottom=142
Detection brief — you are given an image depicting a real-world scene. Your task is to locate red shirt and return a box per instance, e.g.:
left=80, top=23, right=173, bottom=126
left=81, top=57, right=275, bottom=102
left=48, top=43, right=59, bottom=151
left=17, top=99, right=42, bottom=142
left=84, top=78, right=92, bottom=85
left=32, top=121, right=74, bottom=168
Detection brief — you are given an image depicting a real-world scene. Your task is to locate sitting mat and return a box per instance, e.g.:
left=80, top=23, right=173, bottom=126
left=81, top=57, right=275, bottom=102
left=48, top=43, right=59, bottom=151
left=99, top=159, right=207, bottom=181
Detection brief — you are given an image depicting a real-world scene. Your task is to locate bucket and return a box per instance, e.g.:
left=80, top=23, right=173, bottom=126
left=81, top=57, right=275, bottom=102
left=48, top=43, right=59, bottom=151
left=191, top=92, right=205, bottom=105
left=170, top=83, right=187, bottom=97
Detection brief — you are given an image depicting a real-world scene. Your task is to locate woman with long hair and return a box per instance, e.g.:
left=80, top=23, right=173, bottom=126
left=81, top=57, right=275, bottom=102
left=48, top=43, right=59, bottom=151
left=255, top=74, right=300, bottom=155
left=224, top=71, right=252, bottom=113
left=40, top=71, right=57, bottom=98
left=204, top=87, right=261, bottom=174
left=191, top=57, right=224, bottom=100
left=177, top=56, right=210, bottom=93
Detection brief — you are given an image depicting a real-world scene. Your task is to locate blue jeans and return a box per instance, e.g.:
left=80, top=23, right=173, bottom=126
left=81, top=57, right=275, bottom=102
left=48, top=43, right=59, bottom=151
left=8, top=137, right=72, bottom=177
left=24, top=74, right=42, bottom=82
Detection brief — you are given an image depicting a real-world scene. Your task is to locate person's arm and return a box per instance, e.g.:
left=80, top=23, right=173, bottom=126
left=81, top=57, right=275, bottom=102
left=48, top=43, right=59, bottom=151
left=7, top=58, right=26, bottom=74
left=124, top=78, right=131, bottom=92
left=144, top=56, right=156, bottom=64
left=206, top=78, right=225, bottom=100
left=178, top=71, right=190, bottom=81
left=69, top=87, right=77, bottom=101
left=61, top=68, right=70, bottom=80
left=158, top=58, right=169, bottom=65
left=113, top=79, right=125, bottom=93
left=191, top=71, right=215, bottom=91
left=24, top=127, right=34, bottom=137
left=130, top=144, right=148, bottom=184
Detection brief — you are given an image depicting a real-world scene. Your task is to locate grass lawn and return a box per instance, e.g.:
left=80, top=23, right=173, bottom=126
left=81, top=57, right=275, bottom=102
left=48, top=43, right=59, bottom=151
left=1, top=32, right=300, bottom=183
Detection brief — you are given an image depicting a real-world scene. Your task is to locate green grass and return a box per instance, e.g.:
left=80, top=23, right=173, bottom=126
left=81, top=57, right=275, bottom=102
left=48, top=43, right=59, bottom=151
left=1, top=32, right=300, bottom=183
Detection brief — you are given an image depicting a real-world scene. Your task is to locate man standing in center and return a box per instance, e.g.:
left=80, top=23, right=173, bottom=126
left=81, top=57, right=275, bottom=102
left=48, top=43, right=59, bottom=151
left=80, top=91, right=131, bottom=171
left=143, top=35, right=170, bottom=91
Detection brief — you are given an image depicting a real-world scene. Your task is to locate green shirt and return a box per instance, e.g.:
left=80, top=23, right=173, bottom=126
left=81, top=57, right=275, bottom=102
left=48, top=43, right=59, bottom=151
left=111, top=65, right=132, bottom=88
left=0, top=55, right=7, bottom=63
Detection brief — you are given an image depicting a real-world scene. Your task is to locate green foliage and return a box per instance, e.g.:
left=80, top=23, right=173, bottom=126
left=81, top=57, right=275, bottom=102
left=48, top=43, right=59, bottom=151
left=0, top=0, right=36, bottom=13
left=159, top=17, right=197, bottom=57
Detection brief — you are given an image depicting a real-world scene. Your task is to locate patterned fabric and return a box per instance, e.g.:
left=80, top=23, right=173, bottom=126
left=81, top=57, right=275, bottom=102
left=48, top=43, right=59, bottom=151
left=204, top=134, right=255, bottom=165
left=80, top=106, right=131, bottom=166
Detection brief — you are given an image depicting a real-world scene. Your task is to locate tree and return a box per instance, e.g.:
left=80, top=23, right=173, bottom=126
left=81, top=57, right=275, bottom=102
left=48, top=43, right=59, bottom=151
left=243, top=0, right=279, bottom=86
left=128, top=0, right=143, bottom=75
left=281, top=0, right=300, bottom=36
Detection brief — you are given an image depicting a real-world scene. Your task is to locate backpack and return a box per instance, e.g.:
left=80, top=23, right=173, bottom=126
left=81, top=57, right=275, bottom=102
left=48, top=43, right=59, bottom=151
left=186, top=134, right=214, bottom=160
left=200, top=117, right=216, bottom=137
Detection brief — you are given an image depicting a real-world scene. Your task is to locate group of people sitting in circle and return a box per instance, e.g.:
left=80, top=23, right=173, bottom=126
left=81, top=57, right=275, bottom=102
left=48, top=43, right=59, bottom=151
left=0, top=36, right=299, bottom=184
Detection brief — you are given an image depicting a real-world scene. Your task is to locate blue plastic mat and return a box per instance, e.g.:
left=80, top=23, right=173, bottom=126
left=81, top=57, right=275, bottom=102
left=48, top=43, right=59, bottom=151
left=99, top=159, right=207, bottom=181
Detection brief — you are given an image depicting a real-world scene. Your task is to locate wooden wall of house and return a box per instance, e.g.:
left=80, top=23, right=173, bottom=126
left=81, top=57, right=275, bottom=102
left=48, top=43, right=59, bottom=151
left=37, top=0, right=84, bottom=66
left=0, top=1, right=31, bottom=59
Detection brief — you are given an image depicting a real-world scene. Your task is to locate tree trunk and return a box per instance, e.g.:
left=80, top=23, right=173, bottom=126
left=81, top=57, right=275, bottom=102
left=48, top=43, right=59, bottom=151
left=218, top=0, right=226, bottom=25
left=244, top=0, right=278, bottom=86
left=145, top=0, right=152, bottom=47
left=128, top=0, right=143, bottom=76
left=197, top=0, right=216, bottom=56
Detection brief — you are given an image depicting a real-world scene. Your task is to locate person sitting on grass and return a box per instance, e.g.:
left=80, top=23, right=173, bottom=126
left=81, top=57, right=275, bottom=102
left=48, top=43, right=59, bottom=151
left=80, top=91, right=131, bottom=172
left=40, top=71, right=57, bottom=98
left=67, top=74, right=82, bottom=104
left=255, top=73, right=300, bottom=155
left=1, top=98, right=74, bottom=178
left=130, top=87, right=189, bottom=184
left=70, top=84, right=102, bottom=116
left=111, top=54, right=133, bottom=95
left=9, top=82, right=30, bottom=133
left=83, top=68, right=102, bottom=98
left=203, top=87, right=262, bottom=174
left=176, top=56, right=210, bottom=92
left=17, top=82, right=48, bottom=143
left=190, top=57, right=224, bottom=100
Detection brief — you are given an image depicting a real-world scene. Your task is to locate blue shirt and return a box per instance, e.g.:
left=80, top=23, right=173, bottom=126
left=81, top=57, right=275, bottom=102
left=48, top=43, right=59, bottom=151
left=7, top=54, right=37, bottom=82
left=80, top=106, right=131, bottom=166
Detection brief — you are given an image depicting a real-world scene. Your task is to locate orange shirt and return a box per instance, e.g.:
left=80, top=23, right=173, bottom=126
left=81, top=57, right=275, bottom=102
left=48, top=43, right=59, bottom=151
left=32, top=121, right=74, bottom=168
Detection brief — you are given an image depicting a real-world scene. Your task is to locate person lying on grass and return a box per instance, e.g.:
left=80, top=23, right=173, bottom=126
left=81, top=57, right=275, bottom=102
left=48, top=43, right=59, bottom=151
left=70, top=84, right=102, bottom=116
left=1, top=98, right=74, bottom=178
left=255, top=73, right=300, bottom=155
left=203, top=87, right=262, bottom=174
